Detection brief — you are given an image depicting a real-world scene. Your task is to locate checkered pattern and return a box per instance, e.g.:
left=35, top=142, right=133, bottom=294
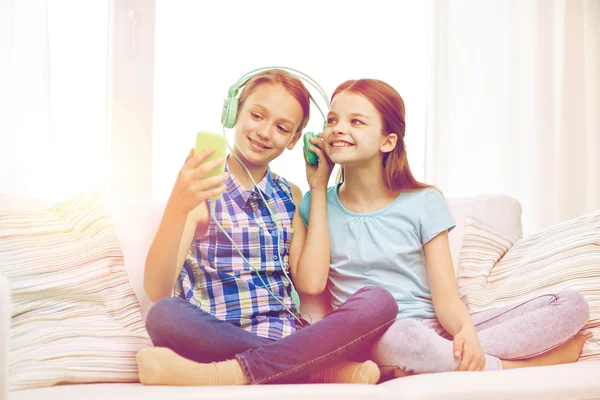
left=174, top=161, right=298, bottom=340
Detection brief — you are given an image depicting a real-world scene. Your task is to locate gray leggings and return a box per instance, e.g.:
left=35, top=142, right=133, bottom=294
left=371, top=289, right=590, bottom=374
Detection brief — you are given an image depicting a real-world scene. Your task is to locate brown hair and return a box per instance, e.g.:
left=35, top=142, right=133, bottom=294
left=333, top=79, right=431, bottom=192
left=237, top=69, right=310, bottom=134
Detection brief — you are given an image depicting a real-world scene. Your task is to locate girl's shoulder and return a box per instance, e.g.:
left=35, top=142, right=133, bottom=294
left=399, top=186, right=447, bottom=206
left=400, top=186, right=443, bottom=197
left=298, top=185, right=339, bottom=225
left=300, top=185, right=339, bottom=204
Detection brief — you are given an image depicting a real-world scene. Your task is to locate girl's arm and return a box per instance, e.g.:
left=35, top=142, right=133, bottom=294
left=288, top=136, right=334, bottom=295
left=425, top=230, right=486, bottom=371
left=144, top=202, right=207, bottom=302
left=288, top=184, right=330, bottom=295
left=144, top=149, right=228, bottom=302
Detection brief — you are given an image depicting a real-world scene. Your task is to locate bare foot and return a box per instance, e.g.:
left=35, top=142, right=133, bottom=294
left=501, top=334, right=588, bottom=370
left=137, top=347, right=183, bottom=385
left=309, top=360, right=381, bottom=384
left=136, top=347, right=165, bottom=385
left=136, top=347, right=246, bottom=386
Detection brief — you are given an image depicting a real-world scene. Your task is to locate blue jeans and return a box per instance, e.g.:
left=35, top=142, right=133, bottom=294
left=145, top=286, right=398, bottom=384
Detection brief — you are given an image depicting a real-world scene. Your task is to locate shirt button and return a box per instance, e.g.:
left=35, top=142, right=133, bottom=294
left=273, top=255, right=278, bottom=260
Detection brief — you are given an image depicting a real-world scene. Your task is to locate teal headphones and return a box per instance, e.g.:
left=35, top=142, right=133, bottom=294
left=220, top=66, right=329, bottom=130
left=212, top=66, right=330, bottom=325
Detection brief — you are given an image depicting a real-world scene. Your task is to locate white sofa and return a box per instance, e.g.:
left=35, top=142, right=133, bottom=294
left=2, top=193, right=600, bottom=400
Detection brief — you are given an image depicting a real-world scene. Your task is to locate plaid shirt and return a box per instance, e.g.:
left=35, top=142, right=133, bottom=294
left=174, top=160, right=298, bottom=340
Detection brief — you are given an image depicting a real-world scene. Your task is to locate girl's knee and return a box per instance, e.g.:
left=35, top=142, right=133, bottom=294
left=145, top=297, right=184, bottom=344
left=372, top=319, right=428, bottom=367
left=373, top=319, right=426, bottom=354
left=559, top=289, right=590, bottom=328
left=380, top=319, right=425, bottom=344
left=356, top=286, right=398, bottom=320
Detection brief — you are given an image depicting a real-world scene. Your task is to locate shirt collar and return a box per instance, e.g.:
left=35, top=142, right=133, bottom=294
left=225, top=156, right=275, bottom=206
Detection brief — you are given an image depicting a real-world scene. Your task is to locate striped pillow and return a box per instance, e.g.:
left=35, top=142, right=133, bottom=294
left=456, top=216, right=520, bottom=300
left=0, top=190, right=152, bottom=391
left=457, top=211, right=600, bottom=360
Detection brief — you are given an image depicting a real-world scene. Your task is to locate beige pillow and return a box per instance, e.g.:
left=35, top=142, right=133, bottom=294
left=0, top=190, right=152, bottom=391
left=457, top=211, right=600, bottom=360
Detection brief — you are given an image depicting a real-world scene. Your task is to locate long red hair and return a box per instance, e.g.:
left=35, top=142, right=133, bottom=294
left=332, top=79, right=431, bottom=192
left=237, top=69, right=310, bottom=134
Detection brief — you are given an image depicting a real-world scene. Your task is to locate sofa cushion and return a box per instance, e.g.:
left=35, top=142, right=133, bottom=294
left=447, top=194, right=523, bottom=273
left=380, top=360, right=600, bottom=399
left=0, top=190, right=152, bottom=391
left=106, top=200, right=166, bottom=320
left=457, top=209, right=600, bottom=360
left=456, top=216, right=520, bottom=304
left=8, top=361, right=600, bottom=400
left=7, top=381, right=392, bottom=400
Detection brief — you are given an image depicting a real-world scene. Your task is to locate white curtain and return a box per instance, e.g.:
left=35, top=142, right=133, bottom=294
left=0, top=0, right=108, bottom=201
left=427, top=0, right=600, bottom=235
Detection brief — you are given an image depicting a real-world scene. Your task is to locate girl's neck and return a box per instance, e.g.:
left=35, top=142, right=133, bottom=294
left=338, top=161, right=399, bottom=214
left=227, top=149, right=268, bottom=190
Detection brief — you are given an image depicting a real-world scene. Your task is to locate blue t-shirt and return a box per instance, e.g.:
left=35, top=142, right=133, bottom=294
left=300, top=185, right=456, bottom=320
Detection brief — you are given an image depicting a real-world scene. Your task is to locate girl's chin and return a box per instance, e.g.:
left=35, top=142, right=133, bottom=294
left=328, top=154, right=354, bottom=165
left=235, top=147, right=274, bottom=167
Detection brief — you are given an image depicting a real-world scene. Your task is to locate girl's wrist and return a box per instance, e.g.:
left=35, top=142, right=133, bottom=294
left=459, top=323, right=476, bottom=335
left=164, top=198, right=189, bottom=220
left=309, top=186, right=328, bottom=195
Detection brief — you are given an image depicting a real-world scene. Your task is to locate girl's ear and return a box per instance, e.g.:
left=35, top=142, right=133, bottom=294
left=287, top=131, right=302, bottom=150
left=381, top=133, right=398, bottom=153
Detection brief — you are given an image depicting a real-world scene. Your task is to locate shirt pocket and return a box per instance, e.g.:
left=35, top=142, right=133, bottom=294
left=211, top=224, right=262, bottom=276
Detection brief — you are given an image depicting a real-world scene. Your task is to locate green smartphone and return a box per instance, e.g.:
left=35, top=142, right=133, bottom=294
left=195, top=131, right=228, bottom=199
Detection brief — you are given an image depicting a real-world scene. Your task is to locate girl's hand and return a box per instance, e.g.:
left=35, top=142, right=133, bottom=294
left=168, top=148, right=229, bottom=216
left=304, top=135, right=334, bottom=191
left=453, top=327, right=486, bottom=371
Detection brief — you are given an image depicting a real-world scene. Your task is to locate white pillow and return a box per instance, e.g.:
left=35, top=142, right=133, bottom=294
left=0, top=190, right=152, bottom=391
left=457, top=210, right=600, bottom=360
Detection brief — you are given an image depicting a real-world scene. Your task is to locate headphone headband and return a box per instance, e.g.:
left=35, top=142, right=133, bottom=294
left=221, top=66, right=329, bottom=129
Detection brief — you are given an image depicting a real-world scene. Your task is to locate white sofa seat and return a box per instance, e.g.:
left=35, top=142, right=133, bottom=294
left=7, top=361, right=600, bottom=400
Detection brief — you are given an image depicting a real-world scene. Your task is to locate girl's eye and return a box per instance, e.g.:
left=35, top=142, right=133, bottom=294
left=251, top=112, right=262, bottom=120
left=351, top=119, right=364, bottom=125
left=327, top=117, right=337, bottom=124
left=277, top=125, right=289, bottom=133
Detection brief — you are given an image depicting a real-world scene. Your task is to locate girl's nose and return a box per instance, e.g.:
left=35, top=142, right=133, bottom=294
left=256, top=123, right=272, bottom=141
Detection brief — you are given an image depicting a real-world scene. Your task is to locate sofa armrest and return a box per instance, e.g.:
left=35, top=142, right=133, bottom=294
left=0, top=275, right=11, bottom=399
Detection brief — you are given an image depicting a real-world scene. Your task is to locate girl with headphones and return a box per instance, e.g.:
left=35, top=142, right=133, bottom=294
left=137, top=69, right=398, bottom=386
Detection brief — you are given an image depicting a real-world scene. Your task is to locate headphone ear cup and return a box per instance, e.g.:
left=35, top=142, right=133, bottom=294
left=221, top=96, right=239, bottom=129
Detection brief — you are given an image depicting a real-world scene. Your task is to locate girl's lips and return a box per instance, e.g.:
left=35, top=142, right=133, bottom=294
left=248, top=137, right=271, bottom=150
